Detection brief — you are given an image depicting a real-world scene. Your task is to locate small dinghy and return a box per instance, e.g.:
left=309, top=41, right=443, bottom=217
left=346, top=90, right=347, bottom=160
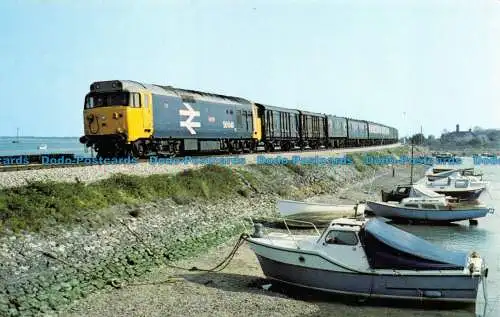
left=277, top=200, right=365, bottom=227
left=246, top=217, right=488, bottom=303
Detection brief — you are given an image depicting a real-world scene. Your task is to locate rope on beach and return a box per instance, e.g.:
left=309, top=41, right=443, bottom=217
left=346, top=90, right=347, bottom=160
left=37, top=222, right=248, bottom=291
left=119, top=219, right=249, bottom=273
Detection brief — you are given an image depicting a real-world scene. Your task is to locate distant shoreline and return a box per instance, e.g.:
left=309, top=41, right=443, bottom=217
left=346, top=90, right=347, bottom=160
left=0, top=136, right=80, bottom=138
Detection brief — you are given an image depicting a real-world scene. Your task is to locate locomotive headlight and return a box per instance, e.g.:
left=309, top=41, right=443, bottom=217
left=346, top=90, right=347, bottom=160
left=116, top=128, right=124, bottom=133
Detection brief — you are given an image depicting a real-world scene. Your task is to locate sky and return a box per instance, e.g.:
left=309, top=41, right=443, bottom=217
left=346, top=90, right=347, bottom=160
left=0, top=0, right=499, bottom=138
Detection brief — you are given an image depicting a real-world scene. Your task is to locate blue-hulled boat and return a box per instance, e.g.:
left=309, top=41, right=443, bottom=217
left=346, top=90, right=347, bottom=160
left=368, top=185, right=494, bottom=223
left=246, top=217, right=488, bottom=303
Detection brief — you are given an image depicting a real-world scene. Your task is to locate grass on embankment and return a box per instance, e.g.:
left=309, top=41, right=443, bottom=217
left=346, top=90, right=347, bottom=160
left=0, top=165, right=251, bottom=234
left=346, top=146, right=413, bottom=172
left=0, top=146, right=414, bottom=234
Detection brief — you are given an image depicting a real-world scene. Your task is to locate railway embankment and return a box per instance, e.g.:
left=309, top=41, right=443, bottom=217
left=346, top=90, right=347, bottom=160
left=0, top=146, right=425, bottom=317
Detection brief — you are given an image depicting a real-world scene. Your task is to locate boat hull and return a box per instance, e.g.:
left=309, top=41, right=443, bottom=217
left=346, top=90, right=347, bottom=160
left=366, top=201, right=489, bottom=222
left=254, top=254, right=481, bottom=303
left=433, top=188, right=485, bottom=201
left=277, top=200, right=360, bottom=226
left=277, top=200, right=357, bottom=218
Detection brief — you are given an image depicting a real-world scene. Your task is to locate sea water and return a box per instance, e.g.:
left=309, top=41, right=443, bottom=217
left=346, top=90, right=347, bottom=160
left=0, top=137, right=92, bottom=157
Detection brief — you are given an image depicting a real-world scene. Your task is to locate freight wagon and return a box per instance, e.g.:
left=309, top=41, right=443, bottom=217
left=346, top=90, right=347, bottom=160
left=347, top=118, right=369, bottom=146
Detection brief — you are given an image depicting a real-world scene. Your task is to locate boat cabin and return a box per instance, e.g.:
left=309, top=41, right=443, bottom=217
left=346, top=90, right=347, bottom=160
left=320, top=218, right=363, bottom=245
left=399, top=197, right=449, bottom=210
left=426, top=177, right=471, bottom=189
left=317, top=218, right=467, bottom=270
left=381, top=184, right=412, bottom=202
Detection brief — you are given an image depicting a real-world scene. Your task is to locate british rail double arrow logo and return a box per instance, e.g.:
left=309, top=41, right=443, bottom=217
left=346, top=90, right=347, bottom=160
left=179, top=102, right=201, bottom=134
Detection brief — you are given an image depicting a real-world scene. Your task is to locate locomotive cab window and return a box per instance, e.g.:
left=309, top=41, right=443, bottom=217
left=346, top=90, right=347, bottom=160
left=84, top=96, right=94, bottom=109
left=84, top=92, right=129, bottom=108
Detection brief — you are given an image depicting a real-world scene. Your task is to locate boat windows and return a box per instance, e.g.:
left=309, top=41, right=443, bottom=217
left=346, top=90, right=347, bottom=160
left=421, top=204, right=436, bottom=209
left=397, top=187, right=410, bottom=194
left=404, top=204, right=419, bottom=208
left=324, top=230, right=358, bottom=246
left=455, top=180, right=469, bottom=188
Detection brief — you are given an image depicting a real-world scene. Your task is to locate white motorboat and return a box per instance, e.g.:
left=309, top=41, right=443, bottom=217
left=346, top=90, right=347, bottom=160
left=246, top=217, right=488, bottom=303
left=416, top=174, right=487, bottom=201
left=425, top=167, right=483, bottom=182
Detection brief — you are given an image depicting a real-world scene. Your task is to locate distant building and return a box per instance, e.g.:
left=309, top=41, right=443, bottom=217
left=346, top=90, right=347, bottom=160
left=441, top=124, right=476, bottom=143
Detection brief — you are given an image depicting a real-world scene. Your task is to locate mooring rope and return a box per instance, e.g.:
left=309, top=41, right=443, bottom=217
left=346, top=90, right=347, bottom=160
left=38, top=221, right=250, bottom=290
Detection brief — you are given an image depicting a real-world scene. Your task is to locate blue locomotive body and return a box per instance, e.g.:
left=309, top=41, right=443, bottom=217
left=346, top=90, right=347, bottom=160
left=151, top=86, right=254, bottom=139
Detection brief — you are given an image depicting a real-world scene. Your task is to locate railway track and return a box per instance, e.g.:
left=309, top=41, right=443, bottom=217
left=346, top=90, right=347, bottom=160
left=0, top=143, right=405, bottom=173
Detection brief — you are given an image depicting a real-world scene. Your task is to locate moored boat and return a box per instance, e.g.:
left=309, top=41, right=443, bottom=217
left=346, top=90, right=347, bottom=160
left=425, top=167, right=483, bottom=182
left=277, top=200, right=363, bottom=225
left=366, top=197, right=494, bottom=223
left=246, top=217, right=488, bottom=303
left=382, top=174, right=487, bottom=202
left=417, top=176, right=487, bottom=201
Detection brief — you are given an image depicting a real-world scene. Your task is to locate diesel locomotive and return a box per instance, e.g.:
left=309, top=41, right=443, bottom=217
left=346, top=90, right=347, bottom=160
left=79, top=80, right=398, bottom=158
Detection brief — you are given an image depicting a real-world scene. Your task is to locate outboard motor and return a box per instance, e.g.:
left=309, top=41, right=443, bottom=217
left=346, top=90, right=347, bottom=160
left=251, top=223, right=264, bottom=238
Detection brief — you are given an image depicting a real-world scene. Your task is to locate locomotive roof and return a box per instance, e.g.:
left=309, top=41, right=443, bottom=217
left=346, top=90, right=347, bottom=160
left=89, top=80, right=252, bottom=106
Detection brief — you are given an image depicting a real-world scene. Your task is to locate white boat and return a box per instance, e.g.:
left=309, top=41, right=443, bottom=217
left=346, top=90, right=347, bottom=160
left=278, top=199, right=363, bottom=218
left=370, top=184, right=494, bottom=222
left=37, top=144, right=47, bottom=150
left=246, top=217, right=488, bottom=303
left=366, top=196, right=494, bottom=223
left=416, top=175, right=487, bottom=201
left=425, top=167, right=483, bottom=182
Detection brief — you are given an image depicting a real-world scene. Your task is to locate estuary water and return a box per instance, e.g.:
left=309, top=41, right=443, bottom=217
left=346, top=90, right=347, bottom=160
left=0, top=137, right=91, bottom=157
left=395, top=157, right=500, bottom=316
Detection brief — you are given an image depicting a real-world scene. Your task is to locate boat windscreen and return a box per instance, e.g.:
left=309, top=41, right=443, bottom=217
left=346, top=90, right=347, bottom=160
left=363, top=219, right=467, bottom=269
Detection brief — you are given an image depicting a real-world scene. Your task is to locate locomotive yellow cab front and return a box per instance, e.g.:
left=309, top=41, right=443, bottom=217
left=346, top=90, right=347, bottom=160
left=80, top=80, right=153, bottom=158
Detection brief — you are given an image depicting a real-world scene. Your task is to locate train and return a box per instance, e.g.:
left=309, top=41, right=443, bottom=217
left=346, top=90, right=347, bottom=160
left=79, top=80, right=399, bottom=158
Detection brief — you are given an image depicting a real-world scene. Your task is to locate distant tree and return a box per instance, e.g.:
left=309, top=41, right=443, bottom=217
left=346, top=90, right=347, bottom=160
left=486, top=130, right=500, bottom=142
left=473, top=126, right=483, bottom=133
left=410, top=133, right=425, bottom=145
left=468, top=138, right=482, bottom=147
left=426, top=135, right=437, bottom=145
